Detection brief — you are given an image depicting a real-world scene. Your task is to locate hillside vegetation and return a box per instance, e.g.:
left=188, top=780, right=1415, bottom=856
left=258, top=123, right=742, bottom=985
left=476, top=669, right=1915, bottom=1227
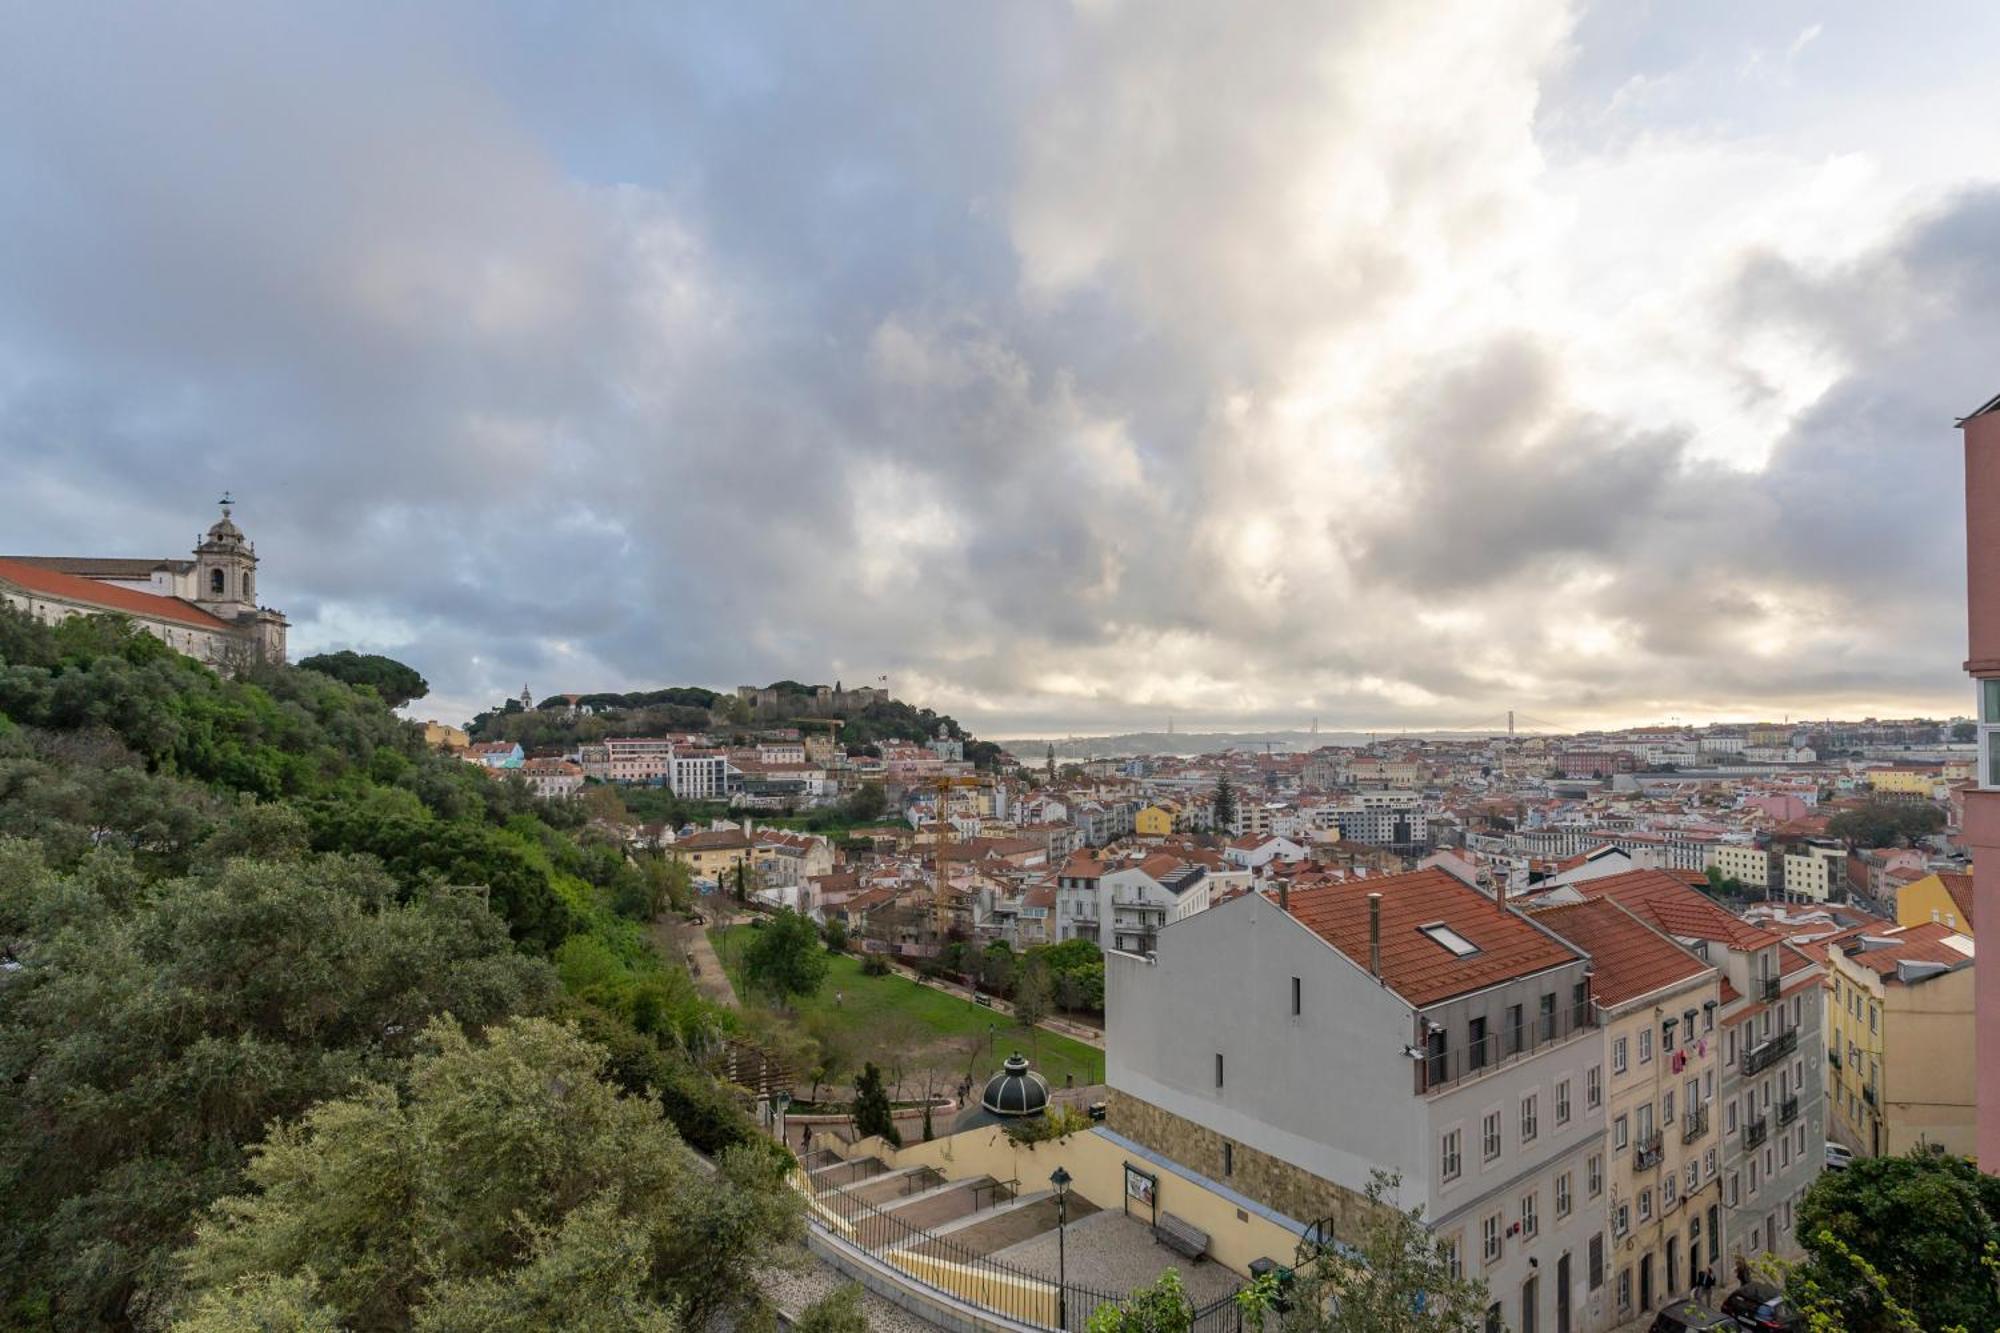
left=0, top=609, right=801, bottom=1331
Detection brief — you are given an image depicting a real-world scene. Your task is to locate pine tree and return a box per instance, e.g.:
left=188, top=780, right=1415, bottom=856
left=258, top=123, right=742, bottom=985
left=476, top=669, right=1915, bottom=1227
left=1212, top=774, right=1237, bottom=832
left=852, top=1062, right=901, bottom=1147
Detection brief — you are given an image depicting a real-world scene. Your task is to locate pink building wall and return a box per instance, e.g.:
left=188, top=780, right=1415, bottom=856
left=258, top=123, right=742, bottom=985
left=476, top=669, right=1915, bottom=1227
left=1960, top=395, right=2000, bottom=1171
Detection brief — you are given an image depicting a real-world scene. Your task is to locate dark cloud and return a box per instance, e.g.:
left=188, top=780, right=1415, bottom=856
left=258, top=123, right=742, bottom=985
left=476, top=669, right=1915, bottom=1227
left=0, top=4, right=1992, bottom=732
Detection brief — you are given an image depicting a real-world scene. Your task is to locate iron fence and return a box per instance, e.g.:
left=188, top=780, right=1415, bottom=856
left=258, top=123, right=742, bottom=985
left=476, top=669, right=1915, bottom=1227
left=795, top=1164, right=1245, bottom=1332
left=1422, top=1001, right=1595, bottom=1093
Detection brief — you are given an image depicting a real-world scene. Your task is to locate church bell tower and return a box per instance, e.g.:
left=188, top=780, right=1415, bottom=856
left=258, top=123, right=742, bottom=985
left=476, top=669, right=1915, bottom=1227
left=192, top=493, right=259, bottom=619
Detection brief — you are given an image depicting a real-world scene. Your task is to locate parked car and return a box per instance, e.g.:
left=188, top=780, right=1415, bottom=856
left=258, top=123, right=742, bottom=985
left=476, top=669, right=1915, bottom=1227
left=1649, top=1298, right=1738, bottom=1332
left=1824, top=1141, right=1855, bottom=1170
left=1722, top=1281, right=1805, bottom=1332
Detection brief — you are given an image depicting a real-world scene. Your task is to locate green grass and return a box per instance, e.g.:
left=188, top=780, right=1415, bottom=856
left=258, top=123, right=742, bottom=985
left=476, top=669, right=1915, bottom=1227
left=708, top=924, right=1105, bottom=1090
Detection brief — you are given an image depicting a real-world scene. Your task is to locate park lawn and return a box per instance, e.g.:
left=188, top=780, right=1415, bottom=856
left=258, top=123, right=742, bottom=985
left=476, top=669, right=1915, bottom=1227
left=707, top=925, right=1104, bottom=1090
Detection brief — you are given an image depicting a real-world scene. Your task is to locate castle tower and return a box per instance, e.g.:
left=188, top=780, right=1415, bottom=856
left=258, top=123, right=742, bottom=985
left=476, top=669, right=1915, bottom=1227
left=192, top=493, right=259, bottom=619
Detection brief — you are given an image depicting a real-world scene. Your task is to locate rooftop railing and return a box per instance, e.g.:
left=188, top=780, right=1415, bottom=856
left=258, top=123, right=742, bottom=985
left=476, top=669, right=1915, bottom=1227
left=1421, top=1000, right=1595, bottom=1095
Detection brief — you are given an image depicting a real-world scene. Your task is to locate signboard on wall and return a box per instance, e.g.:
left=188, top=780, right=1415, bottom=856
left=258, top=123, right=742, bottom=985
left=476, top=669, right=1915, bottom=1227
left=1124, top=1163, right=1158, bottom=1219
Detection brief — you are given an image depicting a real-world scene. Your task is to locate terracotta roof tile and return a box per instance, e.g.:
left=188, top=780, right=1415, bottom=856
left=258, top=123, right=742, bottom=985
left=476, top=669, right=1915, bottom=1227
left=1285, top=868, right=1583, bottom=1008
left=1572, top=869, right=1782, bottom=951
left=0, top=556, right=231, bottom=630
left=1941, top=872, right=1975, bottom=927
left=1529, top=898, right=1713, bottom=1008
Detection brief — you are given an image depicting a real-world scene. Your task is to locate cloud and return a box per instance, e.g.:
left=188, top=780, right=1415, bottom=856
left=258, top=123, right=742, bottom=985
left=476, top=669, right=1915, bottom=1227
left=0, top=2, right=1994, bottom=736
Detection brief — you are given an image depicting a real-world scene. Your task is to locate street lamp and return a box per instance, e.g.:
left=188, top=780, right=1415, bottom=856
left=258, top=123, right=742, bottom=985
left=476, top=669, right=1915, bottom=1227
left=774, top=1089, right=793, bottom=1146
left=1050, top=1166, right=1072, bottom=1329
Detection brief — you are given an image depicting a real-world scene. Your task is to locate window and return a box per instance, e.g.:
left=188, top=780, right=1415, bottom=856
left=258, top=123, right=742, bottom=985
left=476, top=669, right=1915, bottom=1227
left=1726, top=1098, right=1738, bottom=1136
left=1290, top=976, right=1301, bottom=1015
left=1705, top=1148, right=1718, bottom=1179
left=1588, top=1233, right=1604, bottom=1289
left=209, top=568, right=225, bottom=595
left=1508, top=1003, right=1525, bottom=1053
left=1556, top=1078, right=1572, bottom=1126
left=1223, top=1142, right=1234, bottom=1176
left=1727, top=1029, right=1737, bottom=1066
left=1638, top=1188, right=1653, bottom=1222
left=1588, top=1152, right=1604, bottom=1198
left=1215, top=1053, right=1224, bottom=1088
left=1663, top=1089, right=1675, bottom=1126
left=1441, top=1129, right=1462, bottom=1182
left=1749, top=1159, right=1759, bottom=1195
left=1483, top=1214, right=1503, bottom=1263
left=1687, top=1160, right=1699, bottom=1194
left=1420, top=922, right=1481, bottom=957
left=1639, top=1027, right=1654, bottom=1064
left=1539, top=992, right=1557, bottom=1041
left=1663, top=1018, right=1677, bottom=1052
left=1663, top=1174, right=1677, bottom=1210
left=1483, top=1111, right=1502, bottom=1161
left=1614, top=1114, right=1628, bottom=1150
left=1795, top=1125, right=1805, bottom=1155
left=1520, top=1191, right=1538, bottom=1239
left=1614, top=1202, right=1630, bottom=1236
left=1444, top=1234, right=1464, bottom=1281
left=1521, top=1093, right=1538, bottom=1144
left=1556, top=1171, right=1572, bottom=1219
left=1586, top=1064, right=1603, bottom=1109
left=1613, top=1036, right=1628, bottom=1073
left=1487, top=1303, right=1504, bottom=1333
left=1618, top=1268, right=1633, bottom=1312
left=1469, top=1016, right=1489, bottom=1071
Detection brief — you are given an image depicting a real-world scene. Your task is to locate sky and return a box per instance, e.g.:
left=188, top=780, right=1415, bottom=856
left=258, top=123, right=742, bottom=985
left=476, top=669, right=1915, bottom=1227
left=1, top=2, right=1995, bottom=739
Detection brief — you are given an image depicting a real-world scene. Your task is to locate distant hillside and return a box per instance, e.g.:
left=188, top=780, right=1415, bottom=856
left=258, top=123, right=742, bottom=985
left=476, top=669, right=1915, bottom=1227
left=469, top=680, right=1008, bottom=768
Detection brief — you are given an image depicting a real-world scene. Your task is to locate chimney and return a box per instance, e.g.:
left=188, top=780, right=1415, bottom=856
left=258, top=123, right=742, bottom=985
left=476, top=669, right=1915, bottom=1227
left=1367, top=892, right=1382, bottom=977
left=1278, top=880, right=1290, bottom=914
left=1494, top=874, right=1507, bottom=914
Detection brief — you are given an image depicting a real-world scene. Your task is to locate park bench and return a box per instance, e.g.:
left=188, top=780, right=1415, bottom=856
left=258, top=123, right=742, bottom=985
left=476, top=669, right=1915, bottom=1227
left=1153, top=1211, right=1209, bottom=1261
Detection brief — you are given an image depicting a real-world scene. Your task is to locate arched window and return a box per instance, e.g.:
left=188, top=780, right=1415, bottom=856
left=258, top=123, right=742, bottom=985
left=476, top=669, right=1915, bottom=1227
left=210, top=568, right=225, bottom=595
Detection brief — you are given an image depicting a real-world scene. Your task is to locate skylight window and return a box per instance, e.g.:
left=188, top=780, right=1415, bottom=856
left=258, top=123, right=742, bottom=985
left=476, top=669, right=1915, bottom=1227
left=1419, top=922, right=1481, bottom=958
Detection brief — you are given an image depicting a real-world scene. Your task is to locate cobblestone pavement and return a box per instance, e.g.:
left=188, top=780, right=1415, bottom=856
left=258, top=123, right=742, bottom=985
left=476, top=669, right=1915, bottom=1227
left=987, top=1209, right=1244, bottom=1309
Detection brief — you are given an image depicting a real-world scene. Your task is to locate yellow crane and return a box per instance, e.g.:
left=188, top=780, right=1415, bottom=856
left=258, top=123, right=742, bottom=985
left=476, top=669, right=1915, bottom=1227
left=929, top=774, right=988, bottom=938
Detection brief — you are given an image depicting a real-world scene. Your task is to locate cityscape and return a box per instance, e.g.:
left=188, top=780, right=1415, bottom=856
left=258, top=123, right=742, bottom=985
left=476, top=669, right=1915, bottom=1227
left=4, top=6, right=2000, bottom=1333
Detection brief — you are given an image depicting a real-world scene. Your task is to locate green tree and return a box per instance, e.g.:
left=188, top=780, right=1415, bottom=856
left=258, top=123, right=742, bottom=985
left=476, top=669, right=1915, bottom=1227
left=1089, top=1269, right=1192, bottom=1333
left=1212, top=775, right=1237, bottom=831
left=741, top=908, right=830, bottom=1006
left=0, top=846, right=554, bottom=1326
left=1237, top=1170, right=1488, bottom=1332
left=173, top=1016, right=799, bottom=1332
left=1014, top=961, right=1052, bottom=1033
left=1703, top=866, right=1746, bottom=899
left=1783, top=1150, right=2000, bottom=1333
left=1826, top=801, right=1946, bottom=849
left=851, top=1062, right=900, bottom=1147
left=1952, top=720, right=1977, bottom=743
left=295, top=650, right=430, bottom=709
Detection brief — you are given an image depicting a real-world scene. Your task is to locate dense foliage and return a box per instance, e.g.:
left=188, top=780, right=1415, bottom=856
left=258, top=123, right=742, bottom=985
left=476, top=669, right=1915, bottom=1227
left=1825, top=801, right=1945, bottom=849
left=295, top=651, right=429, bottom=709
left=1786, top=1150, right=2000, bottom=1333
left=741, top=909, right=830, bottom=1006
left=0, top=608, right=785, bottom=1329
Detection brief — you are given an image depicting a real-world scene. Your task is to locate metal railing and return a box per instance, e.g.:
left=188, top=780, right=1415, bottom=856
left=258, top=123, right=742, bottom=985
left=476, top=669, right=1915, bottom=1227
left=1778, top=1096, right=1799, bottom=1126
left=1422, top=1001, right=1595, bottom=1094
left=1743, top=1026, right=1797, bottom=1075
left=1634, top=1129, right=1665, bottom=1170
left=1682, top=1104, right=1710, bottom=1144
left=794, top=1164, right=1245, bottom=1332
left=1744, top=1116, right=1769, bottom=1149
left=1759, top=976, right=1782, bottom=1003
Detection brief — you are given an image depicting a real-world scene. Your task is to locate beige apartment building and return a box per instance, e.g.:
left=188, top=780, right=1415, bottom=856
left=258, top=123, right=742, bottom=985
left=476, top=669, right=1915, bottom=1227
left=1535, top=898, right=1722, bottom=1321
left=1827, top=921, right=1977, bottom=1157
left=1709, top=845, right=1770, bottom=891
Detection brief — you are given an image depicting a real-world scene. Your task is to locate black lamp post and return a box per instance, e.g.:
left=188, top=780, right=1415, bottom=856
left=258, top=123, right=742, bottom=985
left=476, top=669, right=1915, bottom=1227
left=1050, top=1165, right=1072, bottom=1328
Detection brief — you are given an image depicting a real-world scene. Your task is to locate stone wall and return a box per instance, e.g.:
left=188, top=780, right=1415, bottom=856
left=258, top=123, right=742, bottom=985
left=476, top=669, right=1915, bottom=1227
left=1104, top=1089, right=1381, bottom=1241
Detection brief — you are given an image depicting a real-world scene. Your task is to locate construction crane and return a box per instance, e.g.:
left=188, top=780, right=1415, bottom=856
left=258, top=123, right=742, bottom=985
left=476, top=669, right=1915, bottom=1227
left=929, top=774, right=988, bottom=939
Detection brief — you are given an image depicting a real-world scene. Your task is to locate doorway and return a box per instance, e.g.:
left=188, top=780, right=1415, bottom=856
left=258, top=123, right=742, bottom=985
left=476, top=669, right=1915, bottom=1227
left=1666, top=1239, right=1680, bottom=1301
left=1521, top=1274, right=1538, bottom=1333
left=1556, top=1253, right=1572, bottom=1333
left=1640, top=1253, right=1654, bottom=1311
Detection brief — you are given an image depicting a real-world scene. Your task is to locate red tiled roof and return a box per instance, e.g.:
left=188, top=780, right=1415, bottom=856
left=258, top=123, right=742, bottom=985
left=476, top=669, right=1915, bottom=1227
left=0, top=556, right=231, bottom=630
left=1060, top=851, right=1104, bottom=879
left=1285, top=868, right=1583, bottom=1008
left=1840, top=921, right=1973, bottom=980
left=1573, top=869, right=1781, bottom=952
left=678, top=829, right=751, bottom=851
left=1941, top=872, right=1975, bottom=928
left=1530, top=898, right=1712, bottom=1008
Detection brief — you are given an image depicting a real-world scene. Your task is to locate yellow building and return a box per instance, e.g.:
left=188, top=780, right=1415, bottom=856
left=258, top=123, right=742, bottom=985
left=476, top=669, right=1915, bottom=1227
left=1534, top=898, right=1722, bottom=1321
left=1827, top=922, right=1976, bottom=1158
left=1134, top=804, right=1175, bottom=839
left=1710, top=845, right=1770, bottom=890
left=1780, top=851, right=1835, bottom=904
left=673, top=827, right=752, bottom=882
left=1865, top=767, right=1941, bottom=799
left=1895, top=871, right=1974, bottom=935
left=422, top=720, right=470, bottom=751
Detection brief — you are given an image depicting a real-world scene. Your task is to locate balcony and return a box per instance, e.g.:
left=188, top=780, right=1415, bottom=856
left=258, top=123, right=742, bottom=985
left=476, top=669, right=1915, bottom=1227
left=1779, top=1096, right=1800, bottom=1126
left=1420, top=1000, right=1596, bottom=1095
left=1745, top=1116, right=1769, bottom=1149
left=1634, top=1129, right=1665, bottom=1170
left=1682, top=1104, right=1710, bottom=1144
left=1759, top=976, right=1782, bottom=1003
left=1743, top=1026, right=1798, bottom=1075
